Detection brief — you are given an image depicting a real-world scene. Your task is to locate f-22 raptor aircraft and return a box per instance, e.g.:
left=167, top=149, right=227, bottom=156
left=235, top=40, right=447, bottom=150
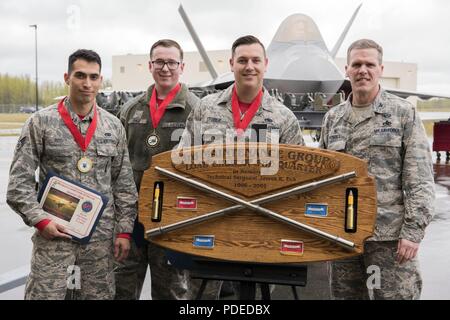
left=179, top=4, right=450, bottom=133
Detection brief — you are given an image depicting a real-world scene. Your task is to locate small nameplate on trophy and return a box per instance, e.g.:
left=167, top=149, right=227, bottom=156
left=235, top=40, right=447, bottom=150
left=280, top=239, right=304, bottom=256
left=193, top=235, right=215, bottom=249
left=176, top=197, right=197, bottom=210
left=305, top=203, right=329, bottom=217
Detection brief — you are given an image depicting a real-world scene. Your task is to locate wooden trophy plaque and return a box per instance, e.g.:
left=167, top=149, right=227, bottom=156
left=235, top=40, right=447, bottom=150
left=139, top=143, right=377, bottom=263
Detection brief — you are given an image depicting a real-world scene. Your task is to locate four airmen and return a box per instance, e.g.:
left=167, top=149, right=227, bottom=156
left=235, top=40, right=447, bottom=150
left=6, top=34, right=434, bottom=300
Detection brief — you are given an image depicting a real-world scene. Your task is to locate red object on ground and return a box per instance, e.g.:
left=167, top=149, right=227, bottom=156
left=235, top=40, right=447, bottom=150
left=433, top=121, right=450, bottom=152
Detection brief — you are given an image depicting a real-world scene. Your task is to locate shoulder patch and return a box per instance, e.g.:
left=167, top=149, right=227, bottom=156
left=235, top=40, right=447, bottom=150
left=16, top=137, right=26, bottom=151
left=186, top=91, right=201, bottom=109
left=120, top=93, right=146, bottom=119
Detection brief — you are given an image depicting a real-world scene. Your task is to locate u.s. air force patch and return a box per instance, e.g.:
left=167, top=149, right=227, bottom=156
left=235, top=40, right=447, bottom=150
left=374, top=127, right=400, bottom=135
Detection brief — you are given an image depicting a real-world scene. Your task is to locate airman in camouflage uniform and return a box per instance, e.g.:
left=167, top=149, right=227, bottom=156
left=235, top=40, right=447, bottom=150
left=180, top=35, right=304, bottom=148
left=179, top=36, right=304, bottom=299
left=319, top=39, right=434, bottom=300
left=7, top=50, right=137, bottom=300
left=114, top=39, right=217, bottom=300
left=180, top=84, right=305, bottom=147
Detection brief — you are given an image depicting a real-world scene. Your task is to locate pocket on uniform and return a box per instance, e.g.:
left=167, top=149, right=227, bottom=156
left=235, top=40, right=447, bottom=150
left=44, top=145, right=77, bottom=170
left=45, top=145, right=75, bottom=157
left=202, top=125, right=228, bottom=144
left=95, top=145, right=118, bottom=181
left=370, top=134, right=402, bottom=147
left=369, top=134, right=402, bottom=174
left=327, top=140, right=346, bottom=151
left=97, top=145, right=119, bottom=158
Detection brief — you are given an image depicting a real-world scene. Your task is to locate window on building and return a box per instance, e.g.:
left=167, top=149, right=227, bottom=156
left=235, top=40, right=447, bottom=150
left=120, top=66, right=125, bottom=74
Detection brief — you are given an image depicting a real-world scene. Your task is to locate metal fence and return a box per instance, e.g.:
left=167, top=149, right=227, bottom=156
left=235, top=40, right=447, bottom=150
left=0, top=90, right=144, bottom=115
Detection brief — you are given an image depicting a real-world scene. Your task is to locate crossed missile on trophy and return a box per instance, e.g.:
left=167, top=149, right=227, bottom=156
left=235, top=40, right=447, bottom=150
left=147, top=167, right=357, bottom=251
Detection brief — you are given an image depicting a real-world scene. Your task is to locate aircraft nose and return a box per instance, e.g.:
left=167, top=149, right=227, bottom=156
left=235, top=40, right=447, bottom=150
left=268, top=56, right=343, bottom=81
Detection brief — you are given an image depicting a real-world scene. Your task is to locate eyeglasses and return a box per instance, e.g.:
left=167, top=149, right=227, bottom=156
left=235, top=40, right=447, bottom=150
left=151, top=60, right=181, bottom=70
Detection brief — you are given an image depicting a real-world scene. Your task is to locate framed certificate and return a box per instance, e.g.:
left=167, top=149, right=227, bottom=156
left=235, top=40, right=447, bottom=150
left=37, top=172, right=108, bottom=244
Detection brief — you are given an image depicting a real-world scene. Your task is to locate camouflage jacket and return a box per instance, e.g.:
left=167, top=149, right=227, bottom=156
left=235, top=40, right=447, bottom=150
left=7, top=99, right=138, bottom=242
left=118, top=83, right=200, bottom=189
left=319, top=89, right=434, bottom=242
left=179, top=85, right=305, bottom=147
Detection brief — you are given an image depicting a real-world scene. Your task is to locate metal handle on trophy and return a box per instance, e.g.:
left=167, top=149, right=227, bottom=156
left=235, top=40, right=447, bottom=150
left=147, top=171, right=356, bottom=237
left=153, top=166, right=356, bottom=251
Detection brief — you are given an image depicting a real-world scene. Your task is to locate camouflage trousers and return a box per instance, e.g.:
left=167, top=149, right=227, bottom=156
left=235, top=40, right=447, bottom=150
left=114, top=240, right=221, bottom=300
left=25, top=232, right=115, bottom=300
left=329, top=240, right=422, bottom=300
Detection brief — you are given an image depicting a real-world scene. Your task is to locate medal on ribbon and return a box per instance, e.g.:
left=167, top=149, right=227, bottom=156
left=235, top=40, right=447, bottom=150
left=58, top=98, right=98, bottom=173
left=77, top=156, right=93, bottom=173
left=231, top=86, right=263, bottom=134
left=147, top=84, right=181, bottom=148
left=146, top=131, right=160, bottom=148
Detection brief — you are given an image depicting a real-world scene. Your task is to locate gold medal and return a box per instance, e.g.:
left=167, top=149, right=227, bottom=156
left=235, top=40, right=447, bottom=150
left=146, top=134, right=160, bottom=148
left=77, top=157, right=93, bottom=173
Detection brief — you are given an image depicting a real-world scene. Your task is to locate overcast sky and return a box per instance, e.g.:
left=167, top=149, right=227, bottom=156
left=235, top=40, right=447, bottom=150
left=1, top=0, right=449, bottom=95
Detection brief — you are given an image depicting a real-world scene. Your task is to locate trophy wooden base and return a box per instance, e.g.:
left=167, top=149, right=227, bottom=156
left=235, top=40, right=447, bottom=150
left=139, top=144, right=377, bottom=263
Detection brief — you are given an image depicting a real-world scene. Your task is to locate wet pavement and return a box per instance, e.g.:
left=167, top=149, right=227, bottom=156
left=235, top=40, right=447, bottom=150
left=0, top=135, right=449, bottom=299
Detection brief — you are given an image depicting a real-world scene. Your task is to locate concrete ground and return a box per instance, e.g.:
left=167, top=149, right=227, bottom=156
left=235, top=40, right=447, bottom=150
left=1, top=135, right=450, bottom=300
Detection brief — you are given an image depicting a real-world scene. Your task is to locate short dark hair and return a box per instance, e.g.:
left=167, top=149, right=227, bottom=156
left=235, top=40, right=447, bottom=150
left=347, top=39, right=383, bottom=64
left=150, top=39, right=184, bottom=61
left=231, top=35, right=266, bottom=57
left=68, top=49, right=102, bottom=73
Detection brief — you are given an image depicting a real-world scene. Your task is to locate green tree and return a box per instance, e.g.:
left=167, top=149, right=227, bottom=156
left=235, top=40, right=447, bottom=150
left=0, top=73, right=114, bottom=108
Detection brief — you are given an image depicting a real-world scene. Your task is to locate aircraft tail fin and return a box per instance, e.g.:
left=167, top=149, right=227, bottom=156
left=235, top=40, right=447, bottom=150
left=178, top=5, right=218, bottom=80
left=330, top=3, right=362, bottom=58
